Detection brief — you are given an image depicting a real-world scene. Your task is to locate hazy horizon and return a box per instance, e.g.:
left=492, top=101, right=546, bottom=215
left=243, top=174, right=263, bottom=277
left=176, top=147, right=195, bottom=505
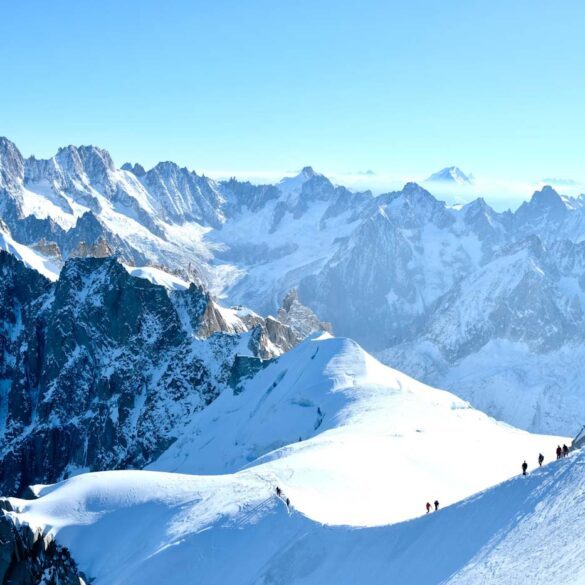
left=2, top=0, right=585, bottom=212
left=5, top=132, right=582, bottom=212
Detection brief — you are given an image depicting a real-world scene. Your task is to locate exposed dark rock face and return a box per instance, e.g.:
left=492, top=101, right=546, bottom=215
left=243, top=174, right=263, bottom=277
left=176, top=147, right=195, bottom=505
left=0, top=257, right=228, bottom=495
left=0, top=502, right=86, bottom=584
left=221, top=178, right=280, bottom=214
left=0, top=253, right=224, bottom=495
left=7, top=216, right=66, bottom=250
left=229, top=355, right=269, bottom=394
left=62, top=212, right=140, bottom=262
left=4, top=209, right=148, bottom=270
left=121, top=162, right=146, bottom=177
left=0, top=253, right=320, bottom=497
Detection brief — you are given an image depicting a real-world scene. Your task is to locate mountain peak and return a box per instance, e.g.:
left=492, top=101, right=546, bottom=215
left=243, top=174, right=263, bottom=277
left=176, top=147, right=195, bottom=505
left=378, top=182, right=450, bottom=229
left=0, top=136, right=18, bottom=150
left=530, top=185, right=564, bottom=207
left=300, top=166, right=317, bottom=177
left=401, top=182, right=443, bottom=206
left=121, top=162, right=146, bottom=177
left=462, top=196, right=493, bottom=213
left=278, top=166, right=327, bottom=197
left=403, top=181, right=431, bottom=195
left=150, top=160, right=189, bottom=176
left=289, top=166, right=322, bottom=181
left=54, top=144, right=115, bottom=178
left=515, top=185, right=568, bottom=224
left=426, top=166, right=472, bottom=185
left=0, top=136, right=24, bottom=190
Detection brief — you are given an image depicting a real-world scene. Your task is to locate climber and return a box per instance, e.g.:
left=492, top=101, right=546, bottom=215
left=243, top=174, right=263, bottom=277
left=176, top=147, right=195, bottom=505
left=538, top=453, right=544, bottom=467
left=276, top=486, right=282, bottom=497
left=434, top=500, right=439, bottom=511
left=426, top=502, right=432, bottom=514
left=522, top=460, right=528, bottom=476
left=286, top=497, right=290, bottom=509
left=563, top=444, right=569, bottom=457
left=556, top=445, right=562, bottom=460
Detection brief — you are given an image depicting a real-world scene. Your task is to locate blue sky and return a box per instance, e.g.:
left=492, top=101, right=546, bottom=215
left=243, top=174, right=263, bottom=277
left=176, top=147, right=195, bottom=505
left=1, top=0, right=584, bottom=204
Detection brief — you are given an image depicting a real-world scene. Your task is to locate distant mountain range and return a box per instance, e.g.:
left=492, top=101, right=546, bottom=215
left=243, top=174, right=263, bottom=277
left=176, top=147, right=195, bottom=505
left=2, top=136, right=585, bottom=436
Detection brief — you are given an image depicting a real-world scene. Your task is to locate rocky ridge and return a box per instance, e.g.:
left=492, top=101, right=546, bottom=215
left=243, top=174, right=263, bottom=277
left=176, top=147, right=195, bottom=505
left=0, top=251, right=328, bottom=496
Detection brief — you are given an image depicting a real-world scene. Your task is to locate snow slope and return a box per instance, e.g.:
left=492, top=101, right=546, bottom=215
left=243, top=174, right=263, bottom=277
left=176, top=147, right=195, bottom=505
left=122, top=264, right=190, bottom=291
left=151, top=334, right=563, bottom=526
left=7, top=335, right=569, bottom=584
left=10, top=450, right=585, bottom=585
left=0, top=223, right=59, bottom=281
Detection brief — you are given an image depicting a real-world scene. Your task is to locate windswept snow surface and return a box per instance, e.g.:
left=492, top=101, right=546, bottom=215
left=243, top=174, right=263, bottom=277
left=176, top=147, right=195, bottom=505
left=151, top=334, right=563, bottom=526
left=8, top=335, right=569, bottom=584
left=122, top=264, right=190, bottom=290
left=11, top=451, right=585, bottom=585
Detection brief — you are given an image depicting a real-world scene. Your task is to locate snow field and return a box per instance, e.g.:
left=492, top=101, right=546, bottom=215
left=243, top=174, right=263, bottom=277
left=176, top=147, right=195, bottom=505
left=7, top=334, right=572, bottom=584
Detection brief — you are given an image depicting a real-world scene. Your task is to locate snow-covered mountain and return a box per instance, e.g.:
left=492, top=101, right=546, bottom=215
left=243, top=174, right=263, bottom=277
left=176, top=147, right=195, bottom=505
left=2, top=333, right=568, bottom=584
left=426, top=166, right=473, bottom=185
left=1, top=135, right=583, bottom=582
left=3, top=136, right=585, bottom=436
left=379, top=234, right=585, bottom=434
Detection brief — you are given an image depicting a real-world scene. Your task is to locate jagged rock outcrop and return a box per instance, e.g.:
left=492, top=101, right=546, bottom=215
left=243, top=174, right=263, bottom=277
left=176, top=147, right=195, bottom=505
left=140, top=162, right=225, bottom=227
left=30, top=239, right=62, bottom=260
left=121, top=162, right=146, bottom=177
left=62, top=212, right=131, bottom=257
left=277, top=289, right=332, bottom=340
left=6, top=216, right=66, bottom=249
left=68, top=236, right=115, bottom=259
left=0, top=502, right=86, bottom=584
left=221, top=178, right=280, bottom=214
left=230, top=290, right=331, bottom=360
left=0, top=138, right=24, bottom=194
left=0, top=253, right=309, bottom=496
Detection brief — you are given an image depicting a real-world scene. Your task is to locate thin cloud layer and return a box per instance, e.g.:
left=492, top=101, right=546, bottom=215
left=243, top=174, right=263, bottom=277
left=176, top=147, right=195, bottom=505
left=205, top=168, right=585, bottom=212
